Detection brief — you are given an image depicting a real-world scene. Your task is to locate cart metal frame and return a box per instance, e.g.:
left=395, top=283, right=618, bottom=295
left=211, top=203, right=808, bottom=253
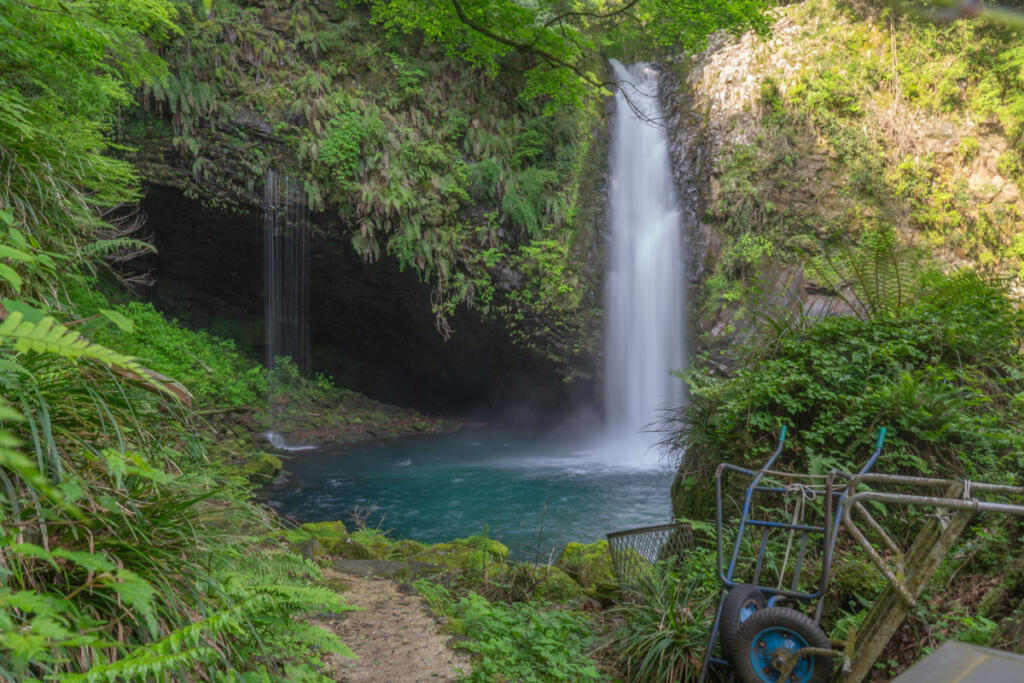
left=699, top=426, right=887, bottom=682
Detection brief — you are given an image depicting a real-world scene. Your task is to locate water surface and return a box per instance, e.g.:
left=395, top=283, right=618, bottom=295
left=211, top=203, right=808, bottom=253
left=262, top=428, right=674, bottom=559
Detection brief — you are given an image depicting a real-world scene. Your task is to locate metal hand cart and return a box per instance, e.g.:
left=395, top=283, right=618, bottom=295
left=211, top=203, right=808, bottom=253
left=699, top=427, right=1024, bottom=683
left=699, top=426, right=887, bottom=683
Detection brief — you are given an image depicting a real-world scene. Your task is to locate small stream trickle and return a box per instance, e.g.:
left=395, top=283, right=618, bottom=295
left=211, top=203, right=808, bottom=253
left=264, top=169, right=310, bottom=375
left=264, top=169, right=313, bottom=450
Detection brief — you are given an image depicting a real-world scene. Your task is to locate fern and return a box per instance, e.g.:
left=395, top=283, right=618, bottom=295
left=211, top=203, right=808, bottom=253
left=80, top=237, right=156, bottom=260
left=0, top=310, right=178, bottom=401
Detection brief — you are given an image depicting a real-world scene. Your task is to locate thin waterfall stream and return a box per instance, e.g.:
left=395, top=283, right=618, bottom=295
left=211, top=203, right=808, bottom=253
left=264, top=63, right=688, bottom=553
left=264, top=169, right=314, bottom=450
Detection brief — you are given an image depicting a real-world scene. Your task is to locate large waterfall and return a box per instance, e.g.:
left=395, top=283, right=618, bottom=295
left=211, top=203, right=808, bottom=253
left=604, top=60, right=686, bottom=461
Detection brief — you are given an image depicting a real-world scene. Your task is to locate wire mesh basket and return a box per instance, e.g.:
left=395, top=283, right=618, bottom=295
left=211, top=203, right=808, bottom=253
left=606, top=522, right=694, bottom=590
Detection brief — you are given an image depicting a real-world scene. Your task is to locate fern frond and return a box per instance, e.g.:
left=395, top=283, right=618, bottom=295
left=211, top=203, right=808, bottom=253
left=80, top=238, right=156, bottom=259
left=0, top=310, right=180, bottom=402
left=272, top=621, right=356, bottom=658
left=63, top=646, right=220, bottom=683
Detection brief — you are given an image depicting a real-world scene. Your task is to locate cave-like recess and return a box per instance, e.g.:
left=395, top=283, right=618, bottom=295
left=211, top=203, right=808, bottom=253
left=138, top=184, right=588, bottom=418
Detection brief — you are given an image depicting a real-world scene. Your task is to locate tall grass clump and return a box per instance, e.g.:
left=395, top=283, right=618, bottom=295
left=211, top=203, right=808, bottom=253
left=606, top=549, right=719, bottom=683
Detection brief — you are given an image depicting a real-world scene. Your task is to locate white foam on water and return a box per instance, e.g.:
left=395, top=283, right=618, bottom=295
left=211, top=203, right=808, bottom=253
left=264, top=431, right=316, bottom=452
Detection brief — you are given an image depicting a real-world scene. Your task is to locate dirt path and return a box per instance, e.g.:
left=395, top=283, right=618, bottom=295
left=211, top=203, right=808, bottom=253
left=316, top=569, right=470, bottom=682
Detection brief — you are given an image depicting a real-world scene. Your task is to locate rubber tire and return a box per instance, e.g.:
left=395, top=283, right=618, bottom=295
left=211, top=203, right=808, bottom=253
left=732, top=606, right=832, bottom=683
left=719, top=583, right=767, bottom=663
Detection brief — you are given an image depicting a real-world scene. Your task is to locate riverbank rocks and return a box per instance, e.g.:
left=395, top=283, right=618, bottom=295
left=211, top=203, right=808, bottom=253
left=556, top=541, right=614, bottom=587
left=299, top=521, right=349, bottom=555
left=556, top=540, right=618, bottom=604
left=526, top=566, right=586, bottom=603
left=236, top=452, right=283, bottom=484
left=409, top=536, right=510, bottom=579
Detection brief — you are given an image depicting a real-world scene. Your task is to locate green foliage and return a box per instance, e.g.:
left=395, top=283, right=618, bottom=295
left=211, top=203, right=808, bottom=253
left=0, top=2, right=362, bottom=679
left=413, top=580, right=601, bottom=682
left=138, top=0, right=767, bottom=362
left=318, top=101, right=385, bottom=191
left=0, top=294, right=354, bottom=680
left=368, top=0, right=769, bottom=110
left=607, top=551, right=719, bottom=683
left=84, top=300, right=267, bottom=408
left=671, top=239, right=1024, bottom=488
left=0, top=0, right=176, bottom=248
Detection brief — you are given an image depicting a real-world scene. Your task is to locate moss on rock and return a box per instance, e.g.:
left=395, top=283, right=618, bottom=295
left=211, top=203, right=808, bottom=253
left=556, top=540, right=614, bottom=590
left=300, top=521, right=349, bottom=555
left=388, top=539, right=427, bottom=559
left=530, top=566, right=585, bottom=603
left=237, top=452, right=282, bottom=484
left=410, top=537, right=507, bottom=579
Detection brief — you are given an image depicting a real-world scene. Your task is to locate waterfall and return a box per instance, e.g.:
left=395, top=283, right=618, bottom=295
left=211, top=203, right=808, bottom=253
left=604, top=60, right=686, bottom=462
left=264, top=168, right=310, bottom=375
left=264, top=169, right=314, bottom=450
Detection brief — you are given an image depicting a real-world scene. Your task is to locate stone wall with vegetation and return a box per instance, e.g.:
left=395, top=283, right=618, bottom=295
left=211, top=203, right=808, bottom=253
left=124, top=0, right=607, bottom=382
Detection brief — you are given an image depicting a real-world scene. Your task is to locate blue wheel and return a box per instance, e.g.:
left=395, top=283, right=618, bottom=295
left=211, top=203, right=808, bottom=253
left=719, top=583, right=767, bottom=662
left=733, top=606, right=832, bottom=683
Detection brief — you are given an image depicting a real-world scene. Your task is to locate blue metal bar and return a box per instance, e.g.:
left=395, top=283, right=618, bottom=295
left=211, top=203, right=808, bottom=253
left=752, top=530, right=770, bottom=585
left=699, top=590, right=731, bottom=682
left=717, top=426, right=788, bottom=587
left=708, top=426, right=788, bottom=683
left=857, top=426, right=887, bottom=476
left=815, top=427, right=887, bottom=623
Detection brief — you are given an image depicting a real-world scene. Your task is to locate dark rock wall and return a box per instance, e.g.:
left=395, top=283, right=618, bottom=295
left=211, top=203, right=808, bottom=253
left=139, top=184, right=582, bottom=417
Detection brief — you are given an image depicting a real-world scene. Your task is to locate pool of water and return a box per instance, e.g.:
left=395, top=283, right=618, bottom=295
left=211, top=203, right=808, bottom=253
left=261, top=427, right=675, bottom=559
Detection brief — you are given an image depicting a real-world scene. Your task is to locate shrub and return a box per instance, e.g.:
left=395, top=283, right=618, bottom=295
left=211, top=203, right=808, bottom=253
left=414, top=580, right=601, bottom=682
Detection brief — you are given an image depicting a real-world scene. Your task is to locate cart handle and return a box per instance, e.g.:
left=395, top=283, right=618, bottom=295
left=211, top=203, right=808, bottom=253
left=716, top=426, right=788, bottom=588
left=855, top=427, right=887, bottom=477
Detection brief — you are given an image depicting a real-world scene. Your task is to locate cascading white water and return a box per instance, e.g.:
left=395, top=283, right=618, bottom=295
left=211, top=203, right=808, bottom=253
left=264, top=169, right=313, bottom=450
left=604, top=60, right=686, bottom=461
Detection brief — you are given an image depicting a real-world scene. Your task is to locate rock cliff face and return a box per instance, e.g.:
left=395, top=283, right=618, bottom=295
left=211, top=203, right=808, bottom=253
left=124, top=0, right=609, bottom=414
left=665, top=0, right=1023, bottom=365
left=138, top=185, right=590, bottom=416
left=660, top=0, right=1024, bottom=516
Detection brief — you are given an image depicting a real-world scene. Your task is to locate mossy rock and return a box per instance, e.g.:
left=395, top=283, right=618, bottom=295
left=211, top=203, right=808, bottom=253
left=584, top=580, right=620, bottom=606
left=347, top=528, right=392, bottom=559
left=410, top=542, right=471, bottom=571
left=300, top=521, right=349, bottom=555
left=531, top=566, right=585, bottom=603
left=410, top=539, right=506, bottom=578
left=556, top=540, right=614, bottom=590
left=238, top=452, right=283, bottom=484
left=334, top=538, right=383, bottom=560
left=452, top=535, right=509, bottom=560
left=388, top=539, right=427, bottom=559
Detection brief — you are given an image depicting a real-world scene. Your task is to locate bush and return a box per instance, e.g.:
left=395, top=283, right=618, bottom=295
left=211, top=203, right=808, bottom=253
left=414, top=580, right=601, bottom=682
left=89, top=301, right=268, bottom=408
left=668, top=243, right=1024, bottom=493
